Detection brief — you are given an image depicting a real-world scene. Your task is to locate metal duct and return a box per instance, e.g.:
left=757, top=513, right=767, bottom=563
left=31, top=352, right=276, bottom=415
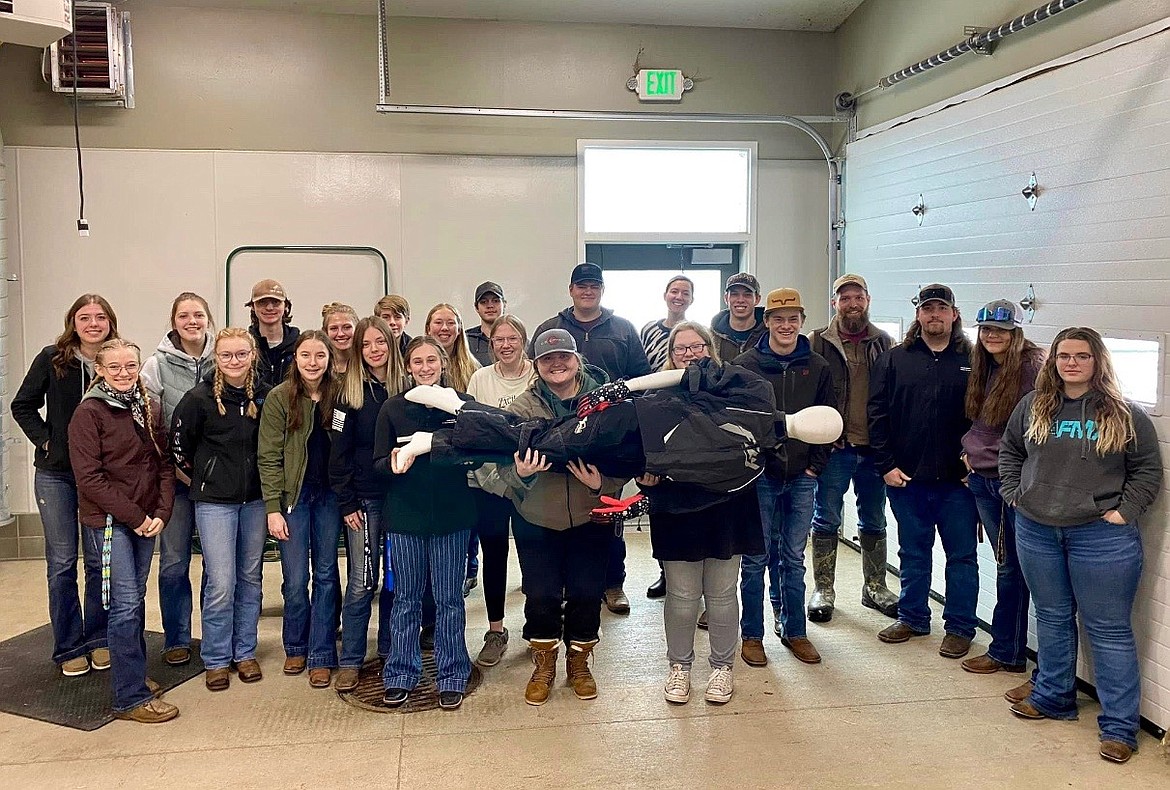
left=880, top=0, right=1089, bottom=88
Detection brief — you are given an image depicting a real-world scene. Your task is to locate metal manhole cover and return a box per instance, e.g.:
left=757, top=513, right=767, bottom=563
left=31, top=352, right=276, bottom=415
left=339, top=653, right=482, bottom=713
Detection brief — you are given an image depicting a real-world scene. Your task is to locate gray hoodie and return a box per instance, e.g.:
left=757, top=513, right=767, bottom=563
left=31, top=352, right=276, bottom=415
left=999, top=390, right=1162, bottom=526
left=140, top=331, right=215, bottom=424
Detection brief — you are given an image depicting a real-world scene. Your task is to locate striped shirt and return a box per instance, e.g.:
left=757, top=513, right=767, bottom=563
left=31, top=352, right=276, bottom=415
left=640, top=320, right=672, bottom=373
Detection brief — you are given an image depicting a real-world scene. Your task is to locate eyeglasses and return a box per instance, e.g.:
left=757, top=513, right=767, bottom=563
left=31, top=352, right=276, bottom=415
left=976, top=305, right=1018, bottom=324
left=102, top=363, right=139, bottom=375
left=491, top=337, right=521, bottom=347
left=1055, top=353, right=1093, bottom=364
left=216, top=351, right=252, bottom=362
left=671, top=342, right=708, bottom=356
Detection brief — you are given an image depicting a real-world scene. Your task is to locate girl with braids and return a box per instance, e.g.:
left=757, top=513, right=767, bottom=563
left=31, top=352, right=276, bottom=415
left=999, top=327, right=1162, bottom=764
left=258, top=330, right=343, bottom=689
left=328, top=316, right=407, bottom=692
left=171, top=328, right=271, bottom=691
left=68, top=339, right=176, bottom=723
left=139, top=291, right=215, bottom=668
left=424, top=303, right=480, bottom=392
left=959, top=301, right=1045, bottom=682
left=12, top=294, right=118, bottom=677
left=322, top=302, right=359, bottom=376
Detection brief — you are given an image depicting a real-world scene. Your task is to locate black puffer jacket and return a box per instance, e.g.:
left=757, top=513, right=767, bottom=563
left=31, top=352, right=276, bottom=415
left=329, top=378, right=389, bottom=517
left=171, top=375, right=271, bottom=504
left=11, top=345, right=95, bottom=473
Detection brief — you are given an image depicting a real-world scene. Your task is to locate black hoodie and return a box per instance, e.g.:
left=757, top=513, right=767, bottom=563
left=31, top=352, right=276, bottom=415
left=171, top=374, right=271, bottom=504
left=529, top=307, right=651, bottom=381
left=329, top=378, right=390, bottom=517
left=11, top=345, right=95, bottom=473
left=249, top=325, right=300, bottom=391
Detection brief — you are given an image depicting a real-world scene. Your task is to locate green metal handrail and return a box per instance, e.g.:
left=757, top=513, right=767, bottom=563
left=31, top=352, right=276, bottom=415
left=224, top=245, right=390, bottom=324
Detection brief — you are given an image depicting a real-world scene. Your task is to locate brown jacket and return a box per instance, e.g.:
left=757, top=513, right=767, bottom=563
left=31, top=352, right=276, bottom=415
left=68, top=390, right=175, bottom=530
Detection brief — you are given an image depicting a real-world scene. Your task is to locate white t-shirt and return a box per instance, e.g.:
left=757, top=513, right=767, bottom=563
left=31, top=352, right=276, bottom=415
left=466, top=360, right=534, bottom=409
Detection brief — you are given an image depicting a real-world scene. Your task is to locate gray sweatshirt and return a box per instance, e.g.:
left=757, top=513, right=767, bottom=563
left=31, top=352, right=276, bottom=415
left=999, top=391, right=1163, bottom=526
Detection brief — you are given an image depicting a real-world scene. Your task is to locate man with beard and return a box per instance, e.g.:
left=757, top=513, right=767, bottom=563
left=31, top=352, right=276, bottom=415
left=869, top=284, right=979, bottom=661
left=807, top=275, right=899, bottom=622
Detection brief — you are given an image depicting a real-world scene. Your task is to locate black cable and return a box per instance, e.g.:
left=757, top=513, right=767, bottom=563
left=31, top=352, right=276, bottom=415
left=71, top=0, right=86, bottom=232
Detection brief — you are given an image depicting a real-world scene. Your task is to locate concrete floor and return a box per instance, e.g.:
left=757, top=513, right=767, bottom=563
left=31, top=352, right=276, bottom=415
left=0, top=532, right=1166, bottom=789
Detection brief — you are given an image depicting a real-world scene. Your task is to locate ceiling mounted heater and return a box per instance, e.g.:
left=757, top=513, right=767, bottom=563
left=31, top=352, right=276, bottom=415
left=42, top=1, right=133, bottom=108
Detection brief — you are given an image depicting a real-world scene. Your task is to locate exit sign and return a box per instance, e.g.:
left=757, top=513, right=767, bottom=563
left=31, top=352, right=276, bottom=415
left=635, top=69, right=685, bottom=101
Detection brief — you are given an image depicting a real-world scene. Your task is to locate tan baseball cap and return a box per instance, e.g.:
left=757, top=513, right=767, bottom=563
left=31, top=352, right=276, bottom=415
left=833, top=274, right=868, bottom=293
left=246, top=278, right=288, bottom=306
left=764, top=287, right=804, bottom=312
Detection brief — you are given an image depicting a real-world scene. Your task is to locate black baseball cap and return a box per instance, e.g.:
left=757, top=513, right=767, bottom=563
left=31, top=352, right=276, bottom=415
left=475, top=281, right=505, bottom=302
left=915, top=283, right=955, bottom=307
left=570, top=262, right=604, bottom=285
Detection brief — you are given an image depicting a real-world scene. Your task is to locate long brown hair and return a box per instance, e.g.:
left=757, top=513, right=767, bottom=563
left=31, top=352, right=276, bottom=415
left=965, top=327, right=1044, bottom=427
left=1026, top=327, right=1134, bottom=455
left=404, top=335, right=452, bottom=389
left=424, top=303, right=479, bottom=391
left=91, top=338, right=162, bottom=457
left=902, top=310, right=971, bottom=353
left=53, top=294, right=119, bottom=378
left=342, top=316, right=407, bottom=408
left=212, top=328, right=259, bottom=419
left=285, top=330, right=335, bottom=433
left=169, top=291, right=214, bottom=332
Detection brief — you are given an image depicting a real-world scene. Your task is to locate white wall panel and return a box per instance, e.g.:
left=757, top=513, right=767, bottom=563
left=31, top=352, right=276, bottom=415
left=843, top=29, right=1170, bottom=730
left=756, top=160, right=831, bottom=328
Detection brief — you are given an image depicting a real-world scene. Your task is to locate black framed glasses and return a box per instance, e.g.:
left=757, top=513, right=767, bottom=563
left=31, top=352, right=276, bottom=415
left=671, top=342, right=708, bottom=356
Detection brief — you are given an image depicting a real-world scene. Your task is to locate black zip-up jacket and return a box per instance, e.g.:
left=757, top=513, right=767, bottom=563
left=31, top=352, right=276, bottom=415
left=868, top=335, right=972, bottom=482
left=372, top=394, right=478, bottom=537
left=329, top=378, right=389, bottom=517
left=530, top=307, right=651, bottom=381
left=249, top=325, right=300, bottom=391
left=171, top=375, right=271, bottom=504
left=11, top=345, right=94, bottom=473
left=734, top=334, right=835, bottom=480
left=465, top=326, right=493, bottom=367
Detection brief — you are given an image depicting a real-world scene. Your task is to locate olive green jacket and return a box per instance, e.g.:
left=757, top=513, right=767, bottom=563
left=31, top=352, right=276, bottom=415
left=257, top=381, right=320, bottom=515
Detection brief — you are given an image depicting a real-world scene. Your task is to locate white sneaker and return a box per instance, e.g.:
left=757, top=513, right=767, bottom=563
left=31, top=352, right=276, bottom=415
left=705, top=666, right=733, bottom=704
left=664, top=664, right=691, bottom=704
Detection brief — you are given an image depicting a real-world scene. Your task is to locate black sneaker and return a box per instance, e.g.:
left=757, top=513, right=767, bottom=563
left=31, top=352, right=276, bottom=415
left=382, top=688, right=409, bottom=707
left=646, top=573, right=666, bottom=599
left=438, top=690, right=464, bottom=710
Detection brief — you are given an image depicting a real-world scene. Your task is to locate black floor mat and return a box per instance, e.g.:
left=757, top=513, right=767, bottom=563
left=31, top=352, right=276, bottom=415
left=0, top=624, right=204, bottom=731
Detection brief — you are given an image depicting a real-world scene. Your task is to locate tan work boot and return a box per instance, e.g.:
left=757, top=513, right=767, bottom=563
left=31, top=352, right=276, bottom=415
left=525, top=639, right=559, bottom=706
left=566, top=640, right=598, bottom=700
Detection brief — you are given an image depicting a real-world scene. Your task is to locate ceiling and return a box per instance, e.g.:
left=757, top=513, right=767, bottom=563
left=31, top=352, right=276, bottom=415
left=127, top=1, right=866, bottom=32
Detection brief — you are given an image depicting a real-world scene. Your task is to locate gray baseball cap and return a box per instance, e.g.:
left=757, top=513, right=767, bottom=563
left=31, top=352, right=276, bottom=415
left=532, top=328, right=577, bottom=359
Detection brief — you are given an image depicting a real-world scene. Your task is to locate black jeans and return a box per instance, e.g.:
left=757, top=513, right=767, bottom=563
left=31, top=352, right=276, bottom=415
left=471, top=488, right=513, bottom=623
left=512, top=514, right=609, bottom=645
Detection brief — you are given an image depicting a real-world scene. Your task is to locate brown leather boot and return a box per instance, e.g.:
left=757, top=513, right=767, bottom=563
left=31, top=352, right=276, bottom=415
left=566, top=640, right=598, bottom=700
left=525, top=639, right=559, bottom=706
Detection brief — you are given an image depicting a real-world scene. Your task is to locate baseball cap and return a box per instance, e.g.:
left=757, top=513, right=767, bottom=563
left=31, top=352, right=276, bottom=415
left=915, top=283, right=955, bottom=307
left=570, top=263, right=604, bottom=285
left=532, top=328, right=578, bottom=359
left=833, top=274, right=868, bottom=293
left=475, top=281, right=505, bottom=302
left=975, top=299, right=1023, bottom=330
left=764, top=288, right=804, bottom=312
left=724, top=273, right=761, bottom=294
left=246, top=278, right=288, bottom=306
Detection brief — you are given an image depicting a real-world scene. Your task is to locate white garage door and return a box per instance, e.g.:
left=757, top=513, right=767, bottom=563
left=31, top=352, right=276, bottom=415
left=843, top=25, right=1170, bottom=731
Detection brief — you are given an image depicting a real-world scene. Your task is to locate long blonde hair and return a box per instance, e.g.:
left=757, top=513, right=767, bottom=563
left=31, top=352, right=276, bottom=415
left=92, top=338, right=162, bottom=457
left=405, top=335, right=452, bottom=389
left=1026, top=327, right=1134, bottom=456
left=341, top=316, right=408, bottom=408
left=663, top=321, right=722, bottom=371
left=212, top=328, right=259, bottom=419
left=425, top=303, right=479, bottom=391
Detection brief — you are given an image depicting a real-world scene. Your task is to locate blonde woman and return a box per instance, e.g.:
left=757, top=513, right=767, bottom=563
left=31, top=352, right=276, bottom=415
left=171, top=328, right=269, bottom=691
left=322, top=302, right=359, bottom=375
left=424, top=303, right=480, bottom=392
left=999, top=327, right=1162, bottom=764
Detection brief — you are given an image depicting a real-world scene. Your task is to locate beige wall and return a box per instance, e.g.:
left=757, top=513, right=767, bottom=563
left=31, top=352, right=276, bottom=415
left=0, top=7, right=839, bottom=158
left=835, top=0, right=1168, bottom=131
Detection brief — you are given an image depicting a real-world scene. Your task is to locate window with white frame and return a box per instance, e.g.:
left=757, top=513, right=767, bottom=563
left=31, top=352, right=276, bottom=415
left=1102, top=334, right=1162, bottom=411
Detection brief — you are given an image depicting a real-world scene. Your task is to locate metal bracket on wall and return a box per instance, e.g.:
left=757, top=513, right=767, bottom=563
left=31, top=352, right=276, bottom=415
left=912, top=194, right=926, bottom=226
left=1019, top=283, right=1037, bottom=323
left=964, top=27, right=997, bottom=56
left=1022, top=173, right=1039, bottom=210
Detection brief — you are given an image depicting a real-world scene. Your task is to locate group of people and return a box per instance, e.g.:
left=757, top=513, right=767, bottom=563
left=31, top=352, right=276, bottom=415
left=11, top=264, right=1160, bottom=764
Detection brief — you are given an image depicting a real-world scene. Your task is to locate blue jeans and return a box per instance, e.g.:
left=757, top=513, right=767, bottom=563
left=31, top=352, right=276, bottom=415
left=740, top=474, right=816, bottom=640
left=382, top=530, right=472, bottom=694
left=340, top=499, right=393, bottom=669
left=158, top=480, right=195, bottom=652
left=967, top=473, right=1030, bottom=666
left=278, top=484, right=341, bottom=669
left=887, top=481, right=979, bottom=638
left=35, top=469, right=107, bottom=663
left=108, top=524, right=155, bottom=712
left=811, top=446, right=887, bottom=537
left=195, top=499, right=267, bottom=670
left=1015, top=513, right=1143, bottom=749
